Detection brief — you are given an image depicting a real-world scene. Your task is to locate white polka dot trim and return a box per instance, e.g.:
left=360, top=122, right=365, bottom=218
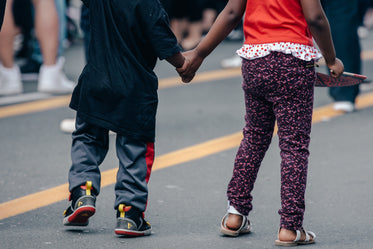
left=237, top=42, right=322, bottom=61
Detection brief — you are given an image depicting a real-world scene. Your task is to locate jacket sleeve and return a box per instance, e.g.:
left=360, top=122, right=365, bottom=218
left=139, top=0, right=181, bottom=60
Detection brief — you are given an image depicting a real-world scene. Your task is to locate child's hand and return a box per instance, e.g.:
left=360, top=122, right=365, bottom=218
left=327, top=58, right=344, bottom=78
left=177, top=55, right=195, bottom=83
left=176, top=49, right=204, bottom=83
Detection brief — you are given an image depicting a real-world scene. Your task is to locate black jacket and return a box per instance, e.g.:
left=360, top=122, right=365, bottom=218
left=70, top=0, right=181, bottom=142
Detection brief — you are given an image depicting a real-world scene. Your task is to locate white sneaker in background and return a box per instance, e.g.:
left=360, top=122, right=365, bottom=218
left=60, top=118, right=76, bottom=133
left=38, top=57, right=76, bottom=94
left=333, top=101, right=355, bottom=113
left=0, top=64, right=23, bottom=96
left=358, top=26, right=369, bottom=39
left=221, top=55, right=242, bottom=69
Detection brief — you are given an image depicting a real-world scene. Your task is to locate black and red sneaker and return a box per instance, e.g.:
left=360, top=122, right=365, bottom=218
left=114, top=204, right=152, bottom=236
left=63, top=181, right=96, bottom=226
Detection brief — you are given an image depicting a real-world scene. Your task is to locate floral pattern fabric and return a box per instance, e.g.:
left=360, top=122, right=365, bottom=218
left=227, top=52, right=316, bottom=230
left=237, top=42, right=322, bottom=61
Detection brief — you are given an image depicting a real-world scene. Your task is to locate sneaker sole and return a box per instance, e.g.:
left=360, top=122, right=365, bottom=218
left=114, top=228, right=152, bottom=237
left=63, top=206, right=96, bottom=226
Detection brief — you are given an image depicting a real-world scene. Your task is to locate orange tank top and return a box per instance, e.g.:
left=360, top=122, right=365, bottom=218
left=243, top=0, right=313, bottom=46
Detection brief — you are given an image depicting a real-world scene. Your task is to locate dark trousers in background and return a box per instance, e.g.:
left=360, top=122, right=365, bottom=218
left=322, top=0, right=361, bottom=103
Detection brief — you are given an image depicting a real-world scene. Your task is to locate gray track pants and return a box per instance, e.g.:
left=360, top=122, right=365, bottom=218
left=68, top=115, right=155, bottom=211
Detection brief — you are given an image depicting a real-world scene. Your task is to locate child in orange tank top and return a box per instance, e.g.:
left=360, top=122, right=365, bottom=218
left=178, top=0, right=344, bottom=246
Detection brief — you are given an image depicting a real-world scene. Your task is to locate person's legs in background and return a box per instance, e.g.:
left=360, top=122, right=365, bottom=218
left=357, top=0, right=371, bottom=38
left=168, top=0, right=188, bottom=45
left=322, top=0, right=361, bottom=113
left=32, top=0, right=58, bottom=65
left=0, top=0, right=23, bottom=95
left=180, top=0, right=204, bottom=50
left=0, top=0, right=75, bottom=95
left=21, top=0, right=66, bottom=80
left=363, top=0, right=373, bottom=30
left=21, top=0, right=74, bottom=93
left=12, top=0, right=34, bottom=59
left=32, top=0, right=74, bottom=93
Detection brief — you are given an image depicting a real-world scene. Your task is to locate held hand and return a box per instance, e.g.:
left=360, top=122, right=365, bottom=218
left=176, top=49, right=204, bottom=83
left=327, top=58, right=344, bottom=78
left=176, top=56, right=195, bottom=83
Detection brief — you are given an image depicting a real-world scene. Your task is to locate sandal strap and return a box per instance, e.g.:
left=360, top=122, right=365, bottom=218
left=222, top=213, right=228, bottom=227
left=295, top=229, right=316, bottom=242
left=306, top=231, right=316, bottom=241
left=295, top=230, right=301, bottom=242
left=238, top=216, right=249, bottom=231
left=305, top=230, right=310, bottom=241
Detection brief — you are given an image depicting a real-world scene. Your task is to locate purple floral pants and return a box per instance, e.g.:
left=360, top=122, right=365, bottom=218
left=227, top=52, right=316, bottom=230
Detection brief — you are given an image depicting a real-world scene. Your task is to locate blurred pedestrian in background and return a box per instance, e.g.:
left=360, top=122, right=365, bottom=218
left=321, top=0, right=362, bottom=112
left=357, top=0, right=373, bottom=38
left=0, top=0, right=74, bottom=96
left=161, top=0, right=204, bottom=50
left=19, top=0, right=72, bottom=86
left=160, top=0, right=228, bottom=51
left=363, top=1, right=373, bottom=30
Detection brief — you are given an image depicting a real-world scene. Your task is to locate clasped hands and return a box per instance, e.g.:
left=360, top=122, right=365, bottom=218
left=176, top=49, right=204, bottom=84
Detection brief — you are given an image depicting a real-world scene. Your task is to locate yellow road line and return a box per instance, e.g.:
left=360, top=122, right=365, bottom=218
left=0, top=95, right=71, bottom=119
left=1, top=91, right=373, bottom=220
left=1, top=48, right=372, bottom=119
left=361, top=50, right=373, bottom=60
left=159, top=68, right=241, bottom=88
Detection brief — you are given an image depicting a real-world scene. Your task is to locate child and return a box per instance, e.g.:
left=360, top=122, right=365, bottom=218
left=63, top=0, right=187, bottom=236
left=178, top=0, right=344, bottom=246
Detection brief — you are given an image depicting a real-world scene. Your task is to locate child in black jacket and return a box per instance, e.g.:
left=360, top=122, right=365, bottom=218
left=63, top=0, right=188, bottom=237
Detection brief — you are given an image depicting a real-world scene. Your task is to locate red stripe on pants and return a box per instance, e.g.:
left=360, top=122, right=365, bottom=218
left=145, top=142, right=155, bottom=183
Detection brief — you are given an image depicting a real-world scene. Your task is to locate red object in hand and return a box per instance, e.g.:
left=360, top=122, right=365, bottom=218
left=316, top=72, right=367, bottom=87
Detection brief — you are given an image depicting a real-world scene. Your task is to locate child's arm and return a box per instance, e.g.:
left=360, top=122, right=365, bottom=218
left=167, top=52, right=195, bottom=83
left=166, top=52, right=185, bottom=69
left=300, top=0, right=344, bottom=77
left=177, top=0, right=246, bottom=82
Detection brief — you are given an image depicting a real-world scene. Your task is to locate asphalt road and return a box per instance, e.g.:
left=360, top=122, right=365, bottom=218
left=0, top=32, right=373, bottom=249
